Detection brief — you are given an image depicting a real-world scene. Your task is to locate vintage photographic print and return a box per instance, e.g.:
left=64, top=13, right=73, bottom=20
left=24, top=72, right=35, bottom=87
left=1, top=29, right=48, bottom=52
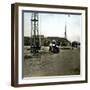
left=23, top=12, right=81, bottom=77
left=11, top=3, right=88, bottom=87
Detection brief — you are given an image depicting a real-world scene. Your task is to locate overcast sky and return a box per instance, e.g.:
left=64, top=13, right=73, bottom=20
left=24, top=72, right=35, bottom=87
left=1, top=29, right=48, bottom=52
left=24, top=12, right=81, bottom=42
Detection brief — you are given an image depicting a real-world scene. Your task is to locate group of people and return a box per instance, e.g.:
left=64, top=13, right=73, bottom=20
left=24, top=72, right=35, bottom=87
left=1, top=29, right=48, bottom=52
left=49, top=40, right=60, bottom=53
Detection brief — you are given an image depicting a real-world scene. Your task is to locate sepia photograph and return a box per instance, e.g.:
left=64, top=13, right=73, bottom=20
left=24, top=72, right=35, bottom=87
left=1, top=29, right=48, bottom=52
left=11, top=3, right=87, bottom=87
left=23, top=11, right=81, bottom=77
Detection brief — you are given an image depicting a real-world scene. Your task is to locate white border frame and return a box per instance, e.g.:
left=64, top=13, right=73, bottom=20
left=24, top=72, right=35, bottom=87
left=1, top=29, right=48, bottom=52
left=18, top=6, right=86, bottom=84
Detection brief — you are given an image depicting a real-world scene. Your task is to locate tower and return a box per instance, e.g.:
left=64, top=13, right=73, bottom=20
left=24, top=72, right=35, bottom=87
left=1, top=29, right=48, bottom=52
left=65, top=23, right=67, bottom=39
left=31, top=12, right=41, bottom=53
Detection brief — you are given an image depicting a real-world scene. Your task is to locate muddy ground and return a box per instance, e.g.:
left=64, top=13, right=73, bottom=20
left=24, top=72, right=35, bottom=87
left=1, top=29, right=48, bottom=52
left=23, top=47, right=80, bottom=77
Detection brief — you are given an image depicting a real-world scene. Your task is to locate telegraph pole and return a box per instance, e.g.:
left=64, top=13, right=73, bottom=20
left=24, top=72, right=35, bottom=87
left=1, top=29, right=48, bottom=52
left=64, top=14, right=70, bottom=40
left=65, top=23, right=67, bottom=39
left=64, top=14, right=67, bottom=40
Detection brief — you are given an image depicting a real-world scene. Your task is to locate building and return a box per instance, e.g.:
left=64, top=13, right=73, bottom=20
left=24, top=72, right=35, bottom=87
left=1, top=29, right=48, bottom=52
left=46, top=37, right=71, bottom=46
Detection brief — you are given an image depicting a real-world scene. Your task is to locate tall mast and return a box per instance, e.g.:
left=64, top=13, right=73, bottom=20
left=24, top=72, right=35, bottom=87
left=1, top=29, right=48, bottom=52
left=65, top=23, right=67, bottom=39
left=31, top=12, right=41, bottom=53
